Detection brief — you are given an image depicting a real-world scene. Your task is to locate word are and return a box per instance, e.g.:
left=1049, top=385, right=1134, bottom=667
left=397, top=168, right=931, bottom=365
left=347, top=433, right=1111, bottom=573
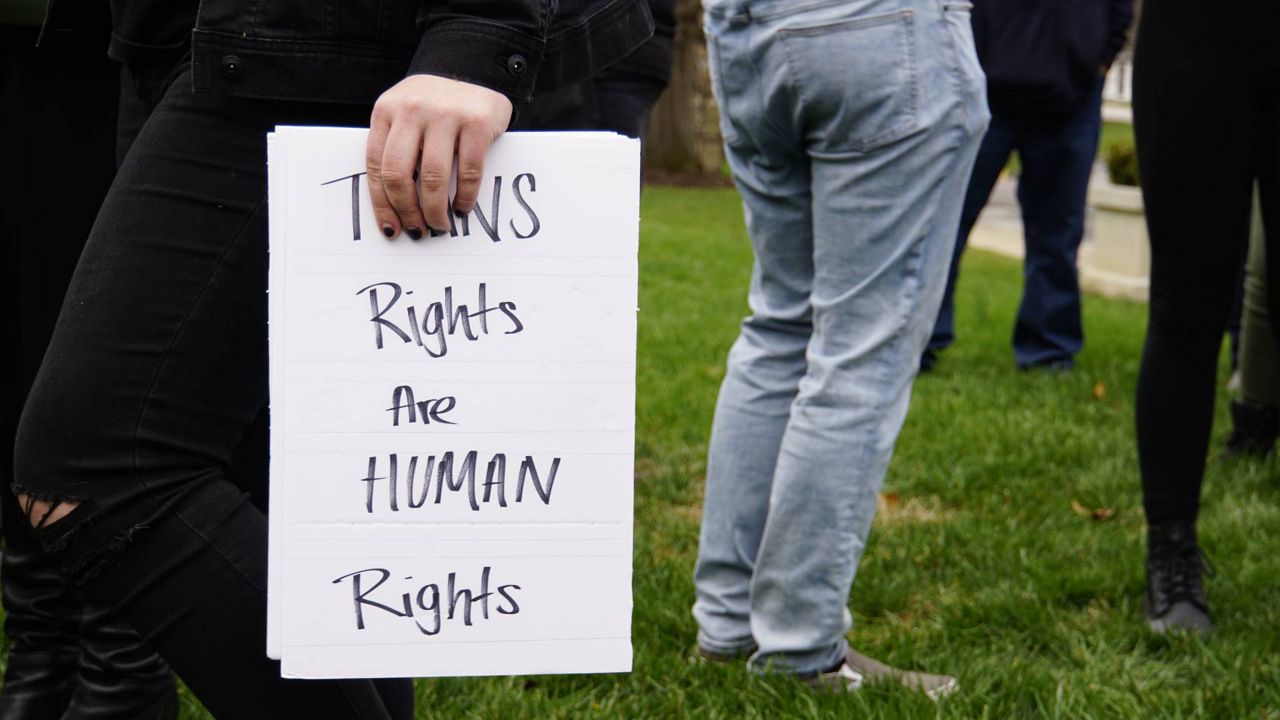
left=388, top=386, right=456, bottom=426
left=332, top=566, right=521, bottom=636
left=322, top=172, right=541, bottom=243
left=360, top=452, right=561, bottom=513
left=355, top=281, right=524, bottom=358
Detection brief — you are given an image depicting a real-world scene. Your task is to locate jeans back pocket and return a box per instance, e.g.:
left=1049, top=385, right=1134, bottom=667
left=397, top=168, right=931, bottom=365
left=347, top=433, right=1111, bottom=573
left=778, top=9, right=919, bottom=155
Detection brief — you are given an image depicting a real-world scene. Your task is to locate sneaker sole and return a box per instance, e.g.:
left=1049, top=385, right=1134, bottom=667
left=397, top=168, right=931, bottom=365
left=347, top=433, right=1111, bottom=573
left=925, top=676, right=959, bottom=701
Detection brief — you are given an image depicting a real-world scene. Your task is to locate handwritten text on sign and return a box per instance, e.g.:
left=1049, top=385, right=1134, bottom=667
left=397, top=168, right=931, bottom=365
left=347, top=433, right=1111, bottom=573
left=266, top=127, right=638, bottom=678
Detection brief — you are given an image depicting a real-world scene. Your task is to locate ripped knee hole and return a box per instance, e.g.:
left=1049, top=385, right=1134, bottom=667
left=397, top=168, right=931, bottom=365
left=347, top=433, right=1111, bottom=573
left=16, top=493, right=81, bottom=529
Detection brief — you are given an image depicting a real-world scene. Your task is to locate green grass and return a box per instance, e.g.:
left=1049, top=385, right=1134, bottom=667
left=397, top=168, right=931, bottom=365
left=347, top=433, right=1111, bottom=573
left=6, top=184, right=1280, bottom=718
left=1099, top=121, right=1135, bottom=152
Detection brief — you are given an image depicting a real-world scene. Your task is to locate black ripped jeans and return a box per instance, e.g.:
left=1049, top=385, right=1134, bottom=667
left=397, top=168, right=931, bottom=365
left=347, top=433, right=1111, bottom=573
left=12, top=57, right=413, bottom=719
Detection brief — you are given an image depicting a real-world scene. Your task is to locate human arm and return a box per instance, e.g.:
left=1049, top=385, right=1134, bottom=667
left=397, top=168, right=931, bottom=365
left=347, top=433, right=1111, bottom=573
left=366, top=0, right=654, bottom=237
left=1101, top=0, right=1134, bottom=71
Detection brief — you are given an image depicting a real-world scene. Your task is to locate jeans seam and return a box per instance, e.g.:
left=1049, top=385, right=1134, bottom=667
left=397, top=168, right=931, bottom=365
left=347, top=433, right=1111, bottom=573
left=720, top=0, right=855, bottom=23
left=743, top=27, right=795, bottom=149
left=711, top=20, right=796, bottom=152
left=776, top=9, right=911, bottom=37
left=705, top=32, right=741, bottom=147
left=939, top=3, right=978, bottom=130
left=820, top=130, right=962, bottom=654
left=829, top=254, right=916, bottom=649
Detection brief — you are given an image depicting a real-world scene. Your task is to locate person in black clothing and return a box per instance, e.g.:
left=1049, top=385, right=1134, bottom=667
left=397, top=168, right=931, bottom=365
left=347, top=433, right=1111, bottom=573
left=1224, top=190, right=1279, bottom=458
left=10, top=1, right=653, bottom=717
left=0, top=5, right=184, bottom=717
left=517, top=0, right=675, bottom=145
left=922, top=0, right=1133, bottom=371
left=1133, top=0, right=1280, bottom=634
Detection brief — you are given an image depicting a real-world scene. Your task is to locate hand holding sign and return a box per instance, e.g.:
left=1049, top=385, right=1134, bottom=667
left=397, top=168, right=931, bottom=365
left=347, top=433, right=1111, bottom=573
left=366, top=75, right=514, bottom=238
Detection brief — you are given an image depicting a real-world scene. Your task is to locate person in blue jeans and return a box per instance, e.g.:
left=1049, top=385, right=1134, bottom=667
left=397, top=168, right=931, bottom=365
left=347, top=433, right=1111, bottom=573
left=691, top=0, right=988, bottom=694
left=923, top=0, right=1133, bottom=371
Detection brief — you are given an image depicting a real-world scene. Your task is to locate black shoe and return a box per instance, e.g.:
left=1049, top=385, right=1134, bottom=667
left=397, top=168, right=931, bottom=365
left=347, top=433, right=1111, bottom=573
left=0, top=649, right=79, bottom=720
left=1144, top=520, right=1213, bottom=635
left=63, top=601, right=178, bottom=720
left=0, top=496, right=83, bottom=720
left=0, top=491, right=177, bottom=720
left=1018, top=357, right=1075, bottom=373
left=919, top=350, right=938, bottom=373
left=1224, top=399, right=1278, bottom=458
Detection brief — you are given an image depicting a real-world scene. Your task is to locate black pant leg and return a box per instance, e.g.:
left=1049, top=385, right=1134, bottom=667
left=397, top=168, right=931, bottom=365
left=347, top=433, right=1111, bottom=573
left=1133, top=2, right=1273, bottom=522
left=0, top=19, right=147, bottom=720
left=13, top=62, right=403, bottom=718
left=1259, top=65, right=1280, bottom=365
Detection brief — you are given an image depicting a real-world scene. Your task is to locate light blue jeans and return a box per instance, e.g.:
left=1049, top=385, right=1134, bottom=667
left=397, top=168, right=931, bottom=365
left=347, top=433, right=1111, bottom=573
left=692, top=0, right=988, bottom=675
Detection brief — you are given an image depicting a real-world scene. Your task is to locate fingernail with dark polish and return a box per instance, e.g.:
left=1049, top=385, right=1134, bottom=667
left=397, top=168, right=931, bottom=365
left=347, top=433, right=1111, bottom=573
left=427, top=226, right=445, bottom=236
left=382, top=225, right=395, bottom=238
left=406, top=227, right=423, bottom=240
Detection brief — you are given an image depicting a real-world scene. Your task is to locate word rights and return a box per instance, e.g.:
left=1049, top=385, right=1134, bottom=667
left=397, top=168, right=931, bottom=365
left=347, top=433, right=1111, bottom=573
left=266, top=127, right=639, bottom=679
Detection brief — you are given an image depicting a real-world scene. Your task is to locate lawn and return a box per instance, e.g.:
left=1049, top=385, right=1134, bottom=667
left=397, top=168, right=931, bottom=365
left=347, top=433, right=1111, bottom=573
left=6, top=184, right=1280, bottom=718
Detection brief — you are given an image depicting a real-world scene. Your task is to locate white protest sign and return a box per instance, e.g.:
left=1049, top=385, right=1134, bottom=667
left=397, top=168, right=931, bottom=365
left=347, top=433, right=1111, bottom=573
left=266, top=127, right=638, bottom=679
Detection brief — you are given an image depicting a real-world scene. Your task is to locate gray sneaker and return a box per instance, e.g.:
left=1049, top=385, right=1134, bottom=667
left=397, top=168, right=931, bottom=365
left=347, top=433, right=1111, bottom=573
left=689, top=643, right=757, bottom=665
left=810, top=648, right=958, bottom=701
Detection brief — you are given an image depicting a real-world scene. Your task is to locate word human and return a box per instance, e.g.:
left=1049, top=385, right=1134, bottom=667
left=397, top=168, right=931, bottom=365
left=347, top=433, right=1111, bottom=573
left=356, top=281, right=524, bottom=358
left=331, top=565, right=521, bottom=636
left=360, top=452, right=561, bottom=513
left=322, top=171, right=541, bottom=243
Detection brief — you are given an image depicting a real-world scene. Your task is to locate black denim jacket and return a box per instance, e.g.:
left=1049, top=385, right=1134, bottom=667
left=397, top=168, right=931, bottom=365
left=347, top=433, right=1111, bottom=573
left=45, top=0, right=655, bottom=107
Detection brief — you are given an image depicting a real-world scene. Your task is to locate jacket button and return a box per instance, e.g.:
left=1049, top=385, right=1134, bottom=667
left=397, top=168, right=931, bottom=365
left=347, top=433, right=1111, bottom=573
left=222, top=55, right=243, bottom=79
left=506, top=54, right=527, bottom=78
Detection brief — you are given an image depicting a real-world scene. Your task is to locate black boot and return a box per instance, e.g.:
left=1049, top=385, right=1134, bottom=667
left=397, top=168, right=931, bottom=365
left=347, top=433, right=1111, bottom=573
left=1224, top=399, right=1278, bottom=457
left=62, top=603, right=178, bottom=720
left=0, top=495, right=82, bottom=720
left=1145, top=519, right=1213, bottom=634
left=0, top=646, right=79, bottom=720
left=0, top=493, right=177, bottom=720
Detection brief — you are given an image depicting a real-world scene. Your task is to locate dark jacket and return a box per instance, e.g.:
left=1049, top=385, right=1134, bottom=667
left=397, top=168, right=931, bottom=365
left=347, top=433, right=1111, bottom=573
left=971, top=0, right=1133, bottom=116
left=44, top=0, right=655, bottom=107
left=621, top=0, right=676, bottom=85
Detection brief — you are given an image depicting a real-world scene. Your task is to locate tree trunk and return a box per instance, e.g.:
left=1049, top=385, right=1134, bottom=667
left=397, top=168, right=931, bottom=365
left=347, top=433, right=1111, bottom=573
left=644, top=0, right=724, bottom=178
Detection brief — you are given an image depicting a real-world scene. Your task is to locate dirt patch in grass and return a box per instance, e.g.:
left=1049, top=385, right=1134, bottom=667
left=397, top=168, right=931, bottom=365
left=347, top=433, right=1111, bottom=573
left=671, top=502, right=704, bottom=524
left=875, top=493, right=953, bottom=525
